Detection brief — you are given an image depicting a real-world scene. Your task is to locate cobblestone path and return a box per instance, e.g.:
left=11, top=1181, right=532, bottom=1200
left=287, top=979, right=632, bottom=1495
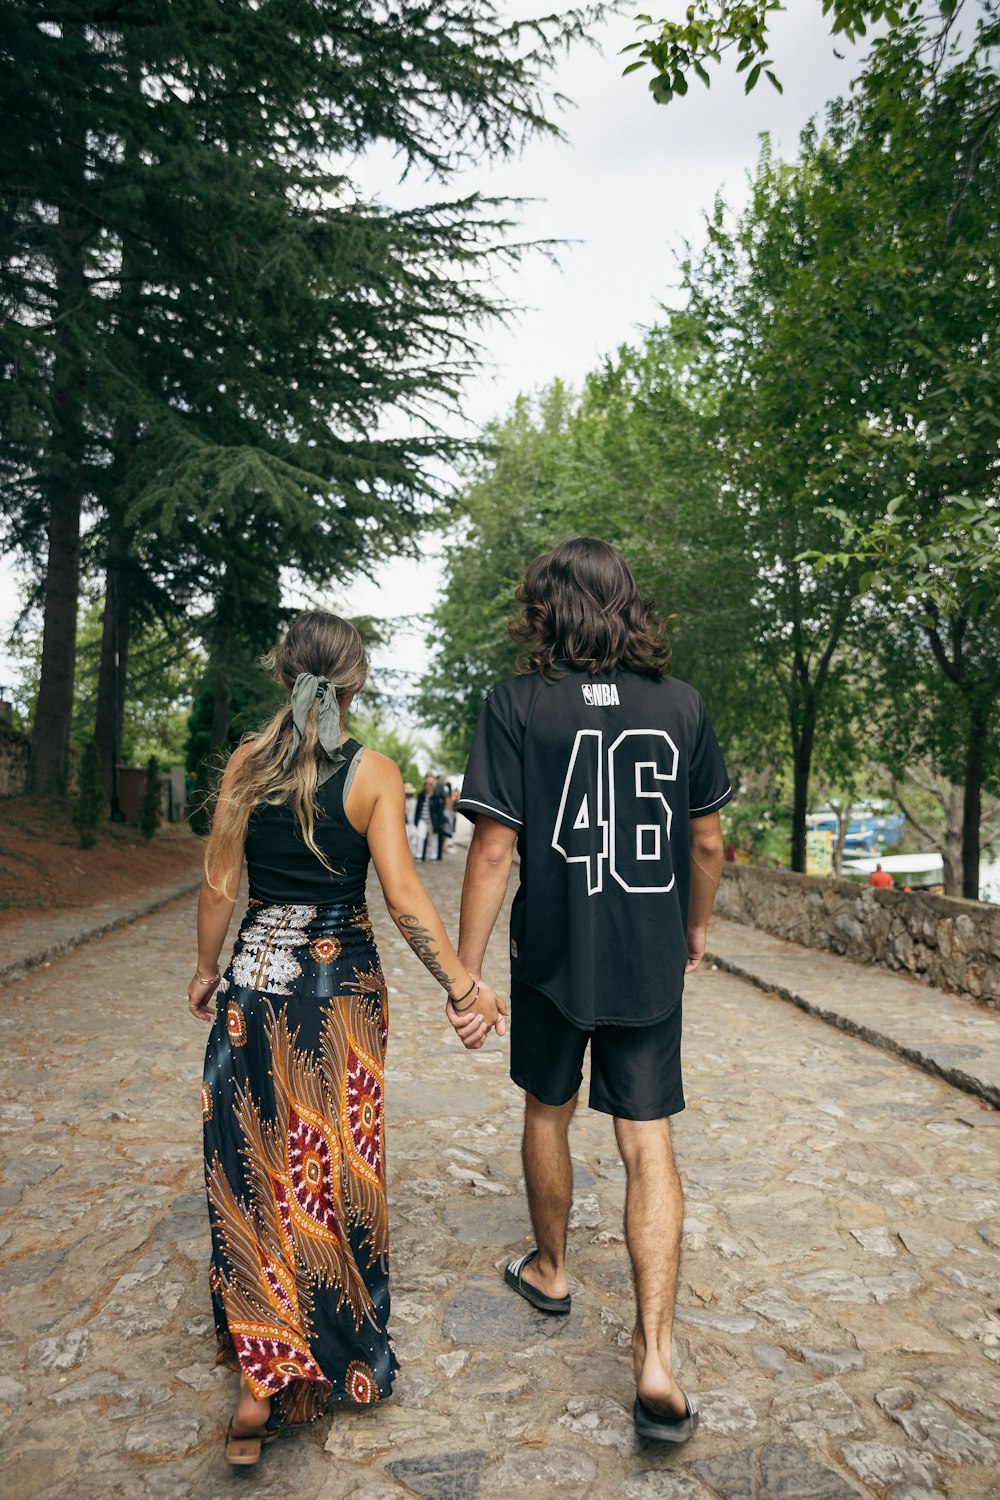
left=1, top=858, right=999, bottom=1499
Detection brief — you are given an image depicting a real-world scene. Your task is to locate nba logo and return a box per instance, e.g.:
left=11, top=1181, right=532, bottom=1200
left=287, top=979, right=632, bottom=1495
left=581, top=684, right=620, bottom=707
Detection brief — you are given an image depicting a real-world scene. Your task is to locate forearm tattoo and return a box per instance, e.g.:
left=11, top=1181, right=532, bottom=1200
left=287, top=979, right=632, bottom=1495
left=397, top=914, right=455, bottom=990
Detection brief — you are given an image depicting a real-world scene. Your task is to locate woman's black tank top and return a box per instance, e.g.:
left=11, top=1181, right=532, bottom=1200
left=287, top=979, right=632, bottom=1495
left=244, top=739, right=371, bottom=906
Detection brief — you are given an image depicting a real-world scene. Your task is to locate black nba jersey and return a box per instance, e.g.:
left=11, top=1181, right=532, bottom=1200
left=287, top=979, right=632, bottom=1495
left=458, top=668, right=732, bottom=1029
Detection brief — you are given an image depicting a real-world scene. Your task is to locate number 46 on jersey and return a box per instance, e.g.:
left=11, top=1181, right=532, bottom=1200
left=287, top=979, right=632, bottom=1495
left=552, top=729, right=679, bottom=896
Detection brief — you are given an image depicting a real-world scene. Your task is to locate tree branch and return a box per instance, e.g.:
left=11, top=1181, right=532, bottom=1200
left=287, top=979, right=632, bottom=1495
left=924, top=618, right=964, bottom=685
left=904, top=766, right=948, bottom=810
left=889, top=774, right=945, bottom=853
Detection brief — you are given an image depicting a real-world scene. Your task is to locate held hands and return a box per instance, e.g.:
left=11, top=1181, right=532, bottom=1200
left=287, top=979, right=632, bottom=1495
left=446, top=975, right=508, bottom=1051
left=685, top=924, right=708, bottom=974
left=188, top=970, right=221, bottom=1022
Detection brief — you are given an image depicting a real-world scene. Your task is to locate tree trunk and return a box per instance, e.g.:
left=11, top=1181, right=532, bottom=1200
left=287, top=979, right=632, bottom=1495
left=832, top=800, right=850, bottom=876
left=94, top=530, right=133, bottom=801
left=790, top=700, right=816, bottom=874
left=209, top=673, right=233, bottom=757
left=208, top=590, right=236, bottom=757
left=96, top=215, right=142, bottom=804
left=29, top=195, right=86, bottom=796
left=961, top=698, right=989, bottom=901
left=890, top=771, right=964, bottom=896
left=942, top=785, right=964, bottom=897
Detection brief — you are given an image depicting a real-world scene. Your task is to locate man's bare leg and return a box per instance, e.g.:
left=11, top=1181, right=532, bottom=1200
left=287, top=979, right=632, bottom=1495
left=614, top=1115, right=687, bottom=1416
left=517, top=1091, right=578, bottom=1301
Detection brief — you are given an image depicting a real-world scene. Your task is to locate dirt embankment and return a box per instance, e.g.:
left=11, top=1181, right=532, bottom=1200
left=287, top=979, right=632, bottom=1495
left=0, top=796, right=203, bottom=929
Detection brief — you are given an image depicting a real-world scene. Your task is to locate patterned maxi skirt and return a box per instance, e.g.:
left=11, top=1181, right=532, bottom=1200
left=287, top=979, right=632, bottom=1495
left=201, top=898, right=397, bottom=1430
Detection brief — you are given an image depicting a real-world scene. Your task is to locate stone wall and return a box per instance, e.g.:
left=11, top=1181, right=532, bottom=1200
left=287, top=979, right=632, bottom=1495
left=0, top=727, right=30, bottom=797
left=715, top=864, right=1000, bottom=1011
left=0, top=729, right=79, bottom=797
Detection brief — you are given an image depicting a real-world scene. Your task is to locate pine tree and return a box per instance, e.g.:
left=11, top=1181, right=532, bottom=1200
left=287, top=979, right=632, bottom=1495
left=140, top=756, right=161, bottom=841
left=72, top=739, right=105, bottom=850
left=2, top=1, right=596, bottom=793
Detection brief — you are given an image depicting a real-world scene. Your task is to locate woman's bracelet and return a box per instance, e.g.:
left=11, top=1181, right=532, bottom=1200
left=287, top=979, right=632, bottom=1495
left=194, top=969, right=220, bottom=985
left=448, top=978, right=476, bottom=1007
left=451, top=983, right=480, bottom=1015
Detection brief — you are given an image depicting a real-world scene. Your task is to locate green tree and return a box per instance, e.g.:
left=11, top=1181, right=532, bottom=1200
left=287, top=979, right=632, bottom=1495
left=1, top=0, right=598, bottom=795
left=679, top=6, right=1000, bottom=882
left=418, top=331, right=755, bottom=763
left=418, top=383, right=582, bottom=756
left=625, top=0, right=967, bottom=103
left=565, top=328, right=757, bottom=762
left=8, top=602, right=202, bottom=771
left=796, top=16, right=1000, bottom=895
left=861, top=611, right=1000, bottom=896
left=680, top=142, right=879, bottom=871
left=886, top=760, right=1000, bottom=896
left=350, top=710, right=423, bottom=789
left=140, top=755, right=161, bottom=841
left=72, top=739, right=105, bottom=849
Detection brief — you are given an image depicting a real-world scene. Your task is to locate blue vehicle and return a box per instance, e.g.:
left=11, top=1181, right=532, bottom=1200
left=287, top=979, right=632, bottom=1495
left=806, top=803, right=906, bottom=857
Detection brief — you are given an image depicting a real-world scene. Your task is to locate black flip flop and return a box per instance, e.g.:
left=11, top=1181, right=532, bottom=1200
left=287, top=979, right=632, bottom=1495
left=504, top=1249, right=571, bottom=1314
left=633, top=1391, right=700, bottom=1445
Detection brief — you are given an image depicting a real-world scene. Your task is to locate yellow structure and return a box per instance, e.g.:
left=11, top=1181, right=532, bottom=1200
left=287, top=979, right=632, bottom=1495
left=806, top=829, right=833, bottom=877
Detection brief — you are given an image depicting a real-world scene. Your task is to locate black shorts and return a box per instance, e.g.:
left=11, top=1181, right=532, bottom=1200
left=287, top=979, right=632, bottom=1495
left=509, top=983, right=685, bottom=1121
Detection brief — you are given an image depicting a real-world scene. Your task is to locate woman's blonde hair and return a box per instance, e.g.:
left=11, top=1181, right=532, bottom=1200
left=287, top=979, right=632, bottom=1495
left=204, top=610, right=369, bottom=895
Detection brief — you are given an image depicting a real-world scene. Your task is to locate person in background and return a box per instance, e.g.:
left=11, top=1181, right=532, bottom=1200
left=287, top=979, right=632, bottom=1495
left=187, top=611, right=503, bottom=1467
left=403, top=782, right=418, bottom=854
left=445, top=788, right=461, bottom=852
left=869, top=862, right=894, bottom=889
left=412, top=772, right=446, bottom=861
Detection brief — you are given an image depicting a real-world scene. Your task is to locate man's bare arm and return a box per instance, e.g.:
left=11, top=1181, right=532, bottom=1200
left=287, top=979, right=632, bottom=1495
left=686, top=811, right=725, bottom=973
left=458, top=816, right=518, bottom=976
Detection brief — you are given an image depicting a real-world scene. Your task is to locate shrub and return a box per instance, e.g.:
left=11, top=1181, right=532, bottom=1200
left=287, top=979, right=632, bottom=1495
left=140, top=755, right=161, bottom=841
left=72, top=739, right=105, bottom=849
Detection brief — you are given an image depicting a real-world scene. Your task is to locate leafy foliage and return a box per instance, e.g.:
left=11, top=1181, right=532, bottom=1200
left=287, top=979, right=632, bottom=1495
left=2, top=0, right=602, bottom=790
left=350, top=710, right=424, bottom=788
left=424, top=8, right=1000, bottom=896
left=625, top=0, right=966, bottom=102
left=418, top=337, right=755, bottom=761
left=8, top=604, right=201, bottom=766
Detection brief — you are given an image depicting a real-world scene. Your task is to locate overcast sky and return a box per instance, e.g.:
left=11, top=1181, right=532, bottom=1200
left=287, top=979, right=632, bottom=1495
left=0, top=4, right=874, bottom=714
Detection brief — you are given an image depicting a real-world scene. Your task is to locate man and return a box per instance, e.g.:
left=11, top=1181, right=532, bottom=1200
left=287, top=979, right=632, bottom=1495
left=454, top=538, right=730, bottom=1445
left=868, top=862, right=894, bottom=889
left=412, top=771, right=447, bottom=861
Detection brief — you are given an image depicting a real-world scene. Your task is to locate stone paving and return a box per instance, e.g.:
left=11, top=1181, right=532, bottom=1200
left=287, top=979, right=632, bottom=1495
left=706, top=919, right=1000, bottom=1110
left=0, top=873, right=202, bottom=988
left=1, top=857, right=999, bottom=1499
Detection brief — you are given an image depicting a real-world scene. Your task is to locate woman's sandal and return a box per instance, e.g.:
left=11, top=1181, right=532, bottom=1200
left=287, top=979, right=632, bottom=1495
left=225, top=1418, right=269, bottom=1466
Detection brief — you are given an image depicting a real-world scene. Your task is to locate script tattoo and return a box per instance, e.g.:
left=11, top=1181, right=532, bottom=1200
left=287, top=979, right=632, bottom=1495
left=397, top=914, right=455, bottom=990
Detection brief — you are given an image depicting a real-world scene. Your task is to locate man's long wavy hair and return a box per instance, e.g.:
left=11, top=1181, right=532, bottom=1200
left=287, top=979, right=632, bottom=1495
left=203, top=610, right=369, bottom=896
left=509, top=537, right=671, bottom=682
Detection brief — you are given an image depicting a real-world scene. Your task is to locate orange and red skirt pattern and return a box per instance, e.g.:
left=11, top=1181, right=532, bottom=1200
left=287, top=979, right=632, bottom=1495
left=202, top=899, right=395, bottom=1431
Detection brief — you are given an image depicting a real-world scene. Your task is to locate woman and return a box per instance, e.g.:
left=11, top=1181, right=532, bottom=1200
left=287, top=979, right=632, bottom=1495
left=411, top=772, right=444, bottom=861
left=187, top=610, right=503, bottom=1465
